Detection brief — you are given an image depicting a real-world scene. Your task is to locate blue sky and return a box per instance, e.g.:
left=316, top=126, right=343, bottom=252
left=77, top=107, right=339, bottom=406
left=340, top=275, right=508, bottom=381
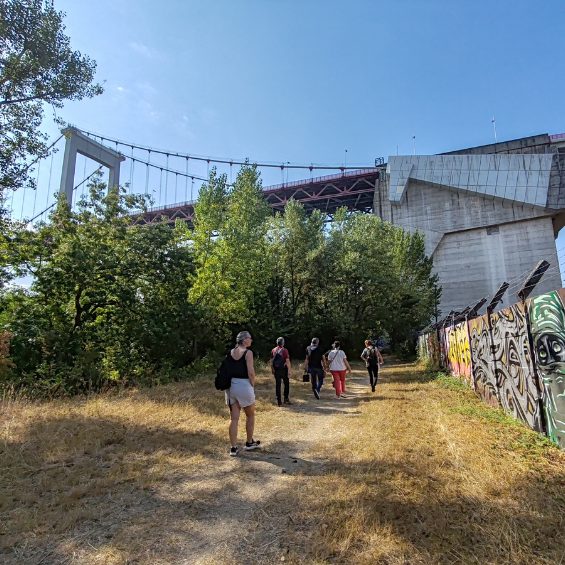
left=9, top=0, right=565, bottom=278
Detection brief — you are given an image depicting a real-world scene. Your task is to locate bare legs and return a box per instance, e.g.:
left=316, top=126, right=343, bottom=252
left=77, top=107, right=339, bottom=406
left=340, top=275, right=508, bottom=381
left=229, top=401, right=256, bottom=446
left=229, top=402, right=240, bottom=447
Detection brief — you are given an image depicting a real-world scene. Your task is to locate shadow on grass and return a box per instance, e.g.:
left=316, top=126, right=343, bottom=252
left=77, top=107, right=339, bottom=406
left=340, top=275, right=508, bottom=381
left=2, top=360, right=565, bottom=564
left=4, top=416, right=564, bottom=564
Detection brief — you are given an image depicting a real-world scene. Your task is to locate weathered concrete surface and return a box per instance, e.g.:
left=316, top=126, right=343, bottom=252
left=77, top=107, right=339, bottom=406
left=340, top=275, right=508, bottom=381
left=374, top=134, right=565, bottom=317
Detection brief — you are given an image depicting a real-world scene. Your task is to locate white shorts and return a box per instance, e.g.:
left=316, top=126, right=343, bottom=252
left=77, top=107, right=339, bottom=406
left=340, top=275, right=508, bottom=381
left=225, top=378, right=255, bottom=408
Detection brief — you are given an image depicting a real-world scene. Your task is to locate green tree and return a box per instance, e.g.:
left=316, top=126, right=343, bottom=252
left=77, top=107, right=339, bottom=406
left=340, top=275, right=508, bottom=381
left=320, top=209, right=437, bottom=354
left=190, top=164, right=270, bottom=344
left=0, top=0, right=103, bottom=193
left=250, top=199, right=326, bottom=353
left=1, top=174, right=198, bottom=394
left=384, top=227, right=438, bottom=349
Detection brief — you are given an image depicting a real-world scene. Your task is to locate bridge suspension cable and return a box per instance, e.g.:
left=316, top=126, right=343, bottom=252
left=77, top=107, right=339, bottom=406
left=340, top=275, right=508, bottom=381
left=16, top=135, right=64, bottom=189
left=126, top=153, right=210, bottom=183
left=28, top=166, right=103, bottom=224
left=82, top=130, right=374, bottom=172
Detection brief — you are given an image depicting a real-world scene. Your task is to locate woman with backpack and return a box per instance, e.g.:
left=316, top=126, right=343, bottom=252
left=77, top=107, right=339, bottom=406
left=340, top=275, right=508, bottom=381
left=270, top=337, right=292, bottom=407
left=326, top=341, right=352, bottom=399
left=361, top=339, right=384, bottom=392
left=225, top=331, right=261, bottom=456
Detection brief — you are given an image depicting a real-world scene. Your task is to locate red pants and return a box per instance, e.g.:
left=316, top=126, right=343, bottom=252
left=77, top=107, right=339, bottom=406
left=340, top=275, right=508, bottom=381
left=330, top=370, right=347, bottom=396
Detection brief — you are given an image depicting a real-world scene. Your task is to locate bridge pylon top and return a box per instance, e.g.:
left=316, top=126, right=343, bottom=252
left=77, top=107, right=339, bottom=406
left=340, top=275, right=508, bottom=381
left=59, top=127, right=125, bottom=206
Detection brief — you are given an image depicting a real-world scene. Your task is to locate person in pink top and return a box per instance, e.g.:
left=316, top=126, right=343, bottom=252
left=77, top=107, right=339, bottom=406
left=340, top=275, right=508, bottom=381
left=326, top=341, right=352, bottom=398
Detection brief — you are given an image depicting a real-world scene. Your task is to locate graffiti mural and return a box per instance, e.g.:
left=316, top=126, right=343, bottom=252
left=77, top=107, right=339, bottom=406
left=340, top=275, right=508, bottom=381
left=420, top=329, right=447, bottom=371
left=528, top=290, right=565, bottom=449
left=427, top=332, right=441, bottom=370
left=489, top=303, right=542, bottom=431
left=468, top=315, right=499, bottom=408
left=447, top=322, right=472, bottom=385
left=419, top=287, right=565, bottom=449
left=439, top=327, right=449, bottom=369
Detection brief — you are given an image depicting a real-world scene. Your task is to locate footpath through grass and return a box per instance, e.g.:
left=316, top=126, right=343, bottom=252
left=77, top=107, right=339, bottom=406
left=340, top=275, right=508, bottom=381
left=1, top=360, right=564, bottom=564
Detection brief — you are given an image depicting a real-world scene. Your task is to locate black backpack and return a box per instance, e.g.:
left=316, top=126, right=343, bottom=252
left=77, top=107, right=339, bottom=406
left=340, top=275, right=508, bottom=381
left=272, top=347, right=286, bottom=369
left=366, top=346, right=378, bottom=366
left=215, top=354, right=233, bottom=391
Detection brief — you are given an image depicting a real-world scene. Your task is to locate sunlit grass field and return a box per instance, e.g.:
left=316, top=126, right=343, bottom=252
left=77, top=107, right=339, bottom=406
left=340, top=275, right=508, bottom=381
left=1, top=360, right=564, bottom=564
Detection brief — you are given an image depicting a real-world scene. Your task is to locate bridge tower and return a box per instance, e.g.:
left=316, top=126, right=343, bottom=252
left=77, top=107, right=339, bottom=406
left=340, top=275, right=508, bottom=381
left=59, top=127, right=125, bottom=206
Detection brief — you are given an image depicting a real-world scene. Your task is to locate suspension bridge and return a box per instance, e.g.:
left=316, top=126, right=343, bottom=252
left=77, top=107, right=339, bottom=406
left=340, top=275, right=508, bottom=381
left=5, top=127, right=382, bottom=227
left=5, top=126, right=565, bottom=318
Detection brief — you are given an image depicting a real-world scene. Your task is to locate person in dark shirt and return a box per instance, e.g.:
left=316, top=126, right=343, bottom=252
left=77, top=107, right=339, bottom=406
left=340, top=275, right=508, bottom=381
left=270, top=337, right=292, bottom=406
left=361, top=339, right=384, bottom=392
left=304, top=337, right=325, bottom=399
left=225, top=331, right=260, bottom=456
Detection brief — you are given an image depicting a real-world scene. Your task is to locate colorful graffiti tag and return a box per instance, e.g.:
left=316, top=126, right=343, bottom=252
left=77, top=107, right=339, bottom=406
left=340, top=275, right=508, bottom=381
left=418, top=287, right=565, bottom=449
left=447, top=322, right=472, bottom=385
left=490, top=303, right=542, bottom=431
left=468, top=315, right=499, bottom=408
left=528, top=290, right=565, bottom=449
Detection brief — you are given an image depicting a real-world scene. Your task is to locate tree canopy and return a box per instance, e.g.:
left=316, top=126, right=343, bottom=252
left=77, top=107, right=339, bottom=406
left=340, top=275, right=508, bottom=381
left=190, top=167, right=438, bottom=358
left=1, top=164, right=438, bottom=395
left=0, top=0, right=103, bottom=193
left=1, top=178, right=199, bottom=394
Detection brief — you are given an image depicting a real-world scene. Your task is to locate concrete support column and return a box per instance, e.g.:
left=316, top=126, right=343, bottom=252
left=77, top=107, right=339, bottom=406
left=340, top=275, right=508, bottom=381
left=59, top=127, right=125, bottom=207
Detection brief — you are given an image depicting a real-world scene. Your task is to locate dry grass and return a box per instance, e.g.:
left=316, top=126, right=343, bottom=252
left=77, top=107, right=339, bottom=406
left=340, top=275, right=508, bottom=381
left=1, top=360, right=564, bottom=564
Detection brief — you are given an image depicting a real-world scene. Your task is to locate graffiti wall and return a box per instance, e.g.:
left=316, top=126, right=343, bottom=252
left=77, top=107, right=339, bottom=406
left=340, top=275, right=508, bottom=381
left=490, top=303, right=542, bottom=431
left=439, top=327, right=449, bottom=369
left=418, top=287, right=565, bottom=449
left=427, top=332, right=441, bottom=370
left=528, top=289, right=565, bottom=448
left=468, top=314, right=499, bottom=409
left=450, top=323, right=472, bottom=386
left=418, top=332, right=441, bottom=370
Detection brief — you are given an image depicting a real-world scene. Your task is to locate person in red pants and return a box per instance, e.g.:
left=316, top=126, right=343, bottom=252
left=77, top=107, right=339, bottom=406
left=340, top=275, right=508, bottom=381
left=326, top=341, right=352, bottom=398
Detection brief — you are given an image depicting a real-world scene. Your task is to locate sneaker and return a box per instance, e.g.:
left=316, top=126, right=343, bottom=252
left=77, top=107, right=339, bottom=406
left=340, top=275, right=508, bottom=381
left=244, top=439, right=261, bottom=451
left=340, top=393, right=348, bottom=399
left=313, top=389, right=320, bottom=400
left=371, top=386, right=376, bottom=392
left=230, top=446, right=239, bottom=457
left=283, top=399, right=292, bottom=405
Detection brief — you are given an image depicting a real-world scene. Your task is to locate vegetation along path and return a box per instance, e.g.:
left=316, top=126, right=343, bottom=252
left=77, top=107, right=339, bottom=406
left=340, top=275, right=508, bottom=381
left=2, top=360, right=565, bottom=564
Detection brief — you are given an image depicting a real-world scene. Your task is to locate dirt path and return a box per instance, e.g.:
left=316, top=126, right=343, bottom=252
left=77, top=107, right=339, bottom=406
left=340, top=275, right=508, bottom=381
left=165, top=365, right=377, bottom=564
left=2, top=361, right=565, bottom=564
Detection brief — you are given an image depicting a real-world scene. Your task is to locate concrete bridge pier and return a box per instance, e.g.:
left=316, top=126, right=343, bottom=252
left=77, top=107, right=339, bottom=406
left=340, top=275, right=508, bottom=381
left=374, top=134, right=565, bottom=316
left=59, top=127, right=125, bottom=207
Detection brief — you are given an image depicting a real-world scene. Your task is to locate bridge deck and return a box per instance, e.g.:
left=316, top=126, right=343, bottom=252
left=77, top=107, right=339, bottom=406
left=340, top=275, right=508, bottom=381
left=130, top=168, right=380, bottom=227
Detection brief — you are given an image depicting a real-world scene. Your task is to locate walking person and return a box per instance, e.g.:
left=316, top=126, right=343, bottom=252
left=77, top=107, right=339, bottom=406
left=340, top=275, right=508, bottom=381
left=271, top=337, right=292, bottom=407
left=326, top=341, right=352, bottom=399
left=226, top=331, right=261, bottom=456
left=304, top=337, right=325, bottom=399
left=361, top=339, right=384, bottom=392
